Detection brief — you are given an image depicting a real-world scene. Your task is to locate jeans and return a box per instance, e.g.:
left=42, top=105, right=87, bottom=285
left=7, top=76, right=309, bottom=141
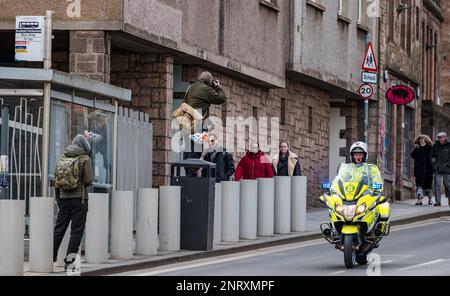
left=434, top=174, right=450, bottom=204
left=53, top=198, right=88, bottom=261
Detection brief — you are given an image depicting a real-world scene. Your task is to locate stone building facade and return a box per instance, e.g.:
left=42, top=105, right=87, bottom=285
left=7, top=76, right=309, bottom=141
left=376, top=0, right=424, bottom=201
left=1, top=0, right=440, bottom=205
left=420, top=0, right=446, bottom=139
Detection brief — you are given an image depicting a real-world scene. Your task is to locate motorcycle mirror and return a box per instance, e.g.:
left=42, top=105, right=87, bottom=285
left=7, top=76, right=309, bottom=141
left=322, top=183, right=331, bottom=190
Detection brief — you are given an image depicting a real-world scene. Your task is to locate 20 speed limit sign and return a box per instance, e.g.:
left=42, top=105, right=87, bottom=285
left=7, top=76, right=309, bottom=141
left=358, top=84, right=373, bottom=99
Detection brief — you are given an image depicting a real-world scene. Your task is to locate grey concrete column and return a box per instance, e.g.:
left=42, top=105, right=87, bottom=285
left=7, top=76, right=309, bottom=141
left=213, top=183, right=222, bottom=245
left=111, top=191, right=134, bottom=259
left=239, top=180, right=257, bottom=240
left=257, top=178, right=274, bottom=236
left=85, top=193, right=109, bottom=264
left=136, top=188, right=159, bottom=256
left=274, top=176, right=291, bottom=234
left=0, top=200, right=25, bottom=276
left=159, top=186, right=181, bottom=252
left=29, top=197, right=54, bottom=273
left=291, top=176, right=307, bottom=232
left=221, top=181, right=240, bottom=243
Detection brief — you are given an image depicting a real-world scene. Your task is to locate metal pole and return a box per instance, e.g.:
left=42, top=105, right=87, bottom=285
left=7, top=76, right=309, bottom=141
left=364, top=33, right=370, bottom=144
left=41, top=10, right=53, bottom=197
left=365, top=99, right=369, bottom=144
left=112, top=101, right=118, bottom=191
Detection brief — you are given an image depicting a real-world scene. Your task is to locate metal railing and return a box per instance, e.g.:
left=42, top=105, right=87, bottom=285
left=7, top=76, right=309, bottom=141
left=116, top=107, right=153, bottom=192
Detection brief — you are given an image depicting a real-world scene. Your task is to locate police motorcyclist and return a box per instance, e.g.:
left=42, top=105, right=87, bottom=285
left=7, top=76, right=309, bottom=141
left=348, top=141, right=390, bottom=232
left=348, top=141, right=383, bottom=187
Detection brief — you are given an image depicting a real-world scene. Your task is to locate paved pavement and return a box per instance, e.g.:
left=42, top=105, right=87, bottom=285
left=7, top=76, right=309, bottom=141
left=23, top=197, right=450, bottom=276
left=116, top=217, right=450, bottom=276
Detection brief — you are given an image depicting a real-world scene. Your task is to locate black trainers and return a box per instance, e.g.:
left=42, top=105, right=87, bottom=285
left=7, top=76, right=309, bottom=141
left=434, top=202, right=441, bottom=207
left=428, top=197, right=433, bottom=205
left=415, top=200, right=423, bottom=206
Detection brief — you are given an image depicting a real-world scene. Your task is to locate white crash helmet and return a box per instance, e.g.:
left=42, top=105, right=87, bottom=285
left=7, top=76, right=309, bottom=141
left=350, top=141, right=368, bottom=163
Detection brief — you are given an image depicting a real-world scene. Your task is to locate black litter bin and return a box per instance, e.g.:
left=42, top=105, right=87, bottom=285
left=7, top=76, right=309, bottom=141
left=171, top=159, right=216, bottom=251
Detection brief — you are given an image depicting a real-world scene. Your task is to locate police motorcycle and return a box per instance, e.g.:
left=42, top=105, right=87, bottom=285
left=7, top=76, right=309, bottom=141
left=319, top=163, right=390, bottom=268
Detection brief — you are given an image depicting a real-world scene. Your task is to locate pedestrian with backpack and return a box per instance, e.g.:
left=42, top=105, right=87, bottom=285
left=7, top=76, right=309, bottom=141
left=53, top=133, right=94, bottom=271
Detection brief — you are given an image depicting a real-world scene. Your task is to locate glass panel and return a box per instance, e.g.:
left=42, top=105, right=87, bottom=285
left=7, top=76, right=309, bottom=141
left=49, top=99, right=113, bottom=193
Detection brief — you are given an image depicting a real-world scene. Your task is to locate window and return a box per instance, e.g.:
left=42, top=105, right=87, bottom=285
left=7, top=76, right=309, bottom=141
left=384, top=102, right=393, bottom=172
left=416, top=7, right=420, bottom=41
left=403, top=107, right=413, bottom=178
left=50, top=100, right=113, bottom=191
left=406, top=0, right=412, bottom=53
left=308, top=107, right=313, bottom=133
left=280, top=98, right=286, bottom=126
left=338, top=0, right=343, bottom=15
left=388, top=0, right=395, bottom=42
left=357, top=0, right=362, bottom=24
left=259, top=0, right=280, bottom=12
left=306, top=0, right=326, bottom=12
left=400, top=0, right=412, bottom=53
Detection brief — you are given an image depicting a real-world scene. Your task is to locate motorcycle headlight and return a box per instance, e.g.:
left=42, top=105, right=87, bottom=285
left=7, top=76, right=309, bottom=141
left=335, top=203, right=343, bottom=215
left=356, top=203, right=367, bottom=215
left=342, top=205, right=356, bottom=221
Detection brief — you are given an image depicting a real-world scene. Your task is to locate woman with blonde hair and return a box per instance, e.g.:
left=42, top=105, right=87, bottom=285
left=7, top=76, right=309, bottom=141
left=411, top=134, right=433, bottom=205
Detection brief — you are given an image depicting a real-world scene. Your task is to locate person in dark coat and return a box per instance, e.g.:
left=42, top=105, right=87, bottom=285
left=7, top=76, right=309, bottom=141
left=235, top=143, right=274, bottom=180
left=180, top=71, right=227, bottom=175
left=411, top=135, right=433, bottom=205
left=271, top=142, right=301, bottom=176
left=202, top=134, right=235, bottom=182
left=53, top=133, right=94, bottom=272
left=431, top=132, right=450, bottom=206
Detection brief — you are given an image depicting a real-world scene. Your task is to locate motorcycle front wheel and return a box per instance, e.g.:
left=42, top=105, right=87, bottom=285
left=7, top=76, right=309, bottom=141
left=343, top=234, right=356, bottom=269
left=356, top=252, right=369, bottom=265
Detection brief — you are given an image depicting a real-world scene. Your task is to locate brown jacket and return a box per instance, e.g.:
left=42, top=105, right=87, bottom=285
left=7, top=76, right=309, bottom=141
left=58, top=145, right=94, bottom=201
left=272, top=151, right=301, bottom=176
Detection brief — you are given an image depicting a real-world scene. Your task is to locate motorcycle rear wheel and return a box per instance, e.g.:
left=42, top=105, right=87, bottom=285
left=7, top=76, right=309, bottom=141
left=343, top=235, right=356, bottom=269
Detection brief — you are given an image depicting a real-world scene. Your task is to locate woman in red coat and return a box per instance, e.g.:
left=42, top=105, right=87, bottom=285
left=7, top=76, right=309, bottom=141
left=235, top=143, right=274, bottom=180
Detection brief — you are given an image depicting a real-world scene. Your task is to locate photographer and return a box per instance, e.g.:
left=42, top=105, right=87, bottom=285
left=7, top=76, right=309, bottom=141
left=181, top=72, right=227, bottom=172
left=183, top=71, right=226, bottom=120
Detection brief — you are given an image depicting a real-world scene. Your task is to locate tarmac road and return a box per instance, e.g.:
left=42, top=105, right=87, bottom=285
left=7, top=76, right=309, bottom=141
left=116, top=217, right=450, bottom=276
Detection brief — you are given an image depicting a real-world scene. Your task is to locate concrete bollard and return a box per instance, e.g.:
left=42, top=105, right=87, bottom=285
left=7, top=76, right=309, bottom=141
left=274, top=176, right=291, bottom=234
left=221, top=181, right=240, bottom=242
left=213, top=183, right=222, bottom=245
left=0, top=200, right=25, bottom=276
left=291, top=176, right=307, bottom=232
left=111, top=191, right=134, bottom=259
left=239, top=180, right=257, bottom=240
left=159, top=186, right=181, bottom=252
left=257, top=178, right=275, bottom=237
left=85, top=193, right=109, bottom=264
left=29, top=197, right=54, bottom=273
left=136, top=188, right=159, bottom=256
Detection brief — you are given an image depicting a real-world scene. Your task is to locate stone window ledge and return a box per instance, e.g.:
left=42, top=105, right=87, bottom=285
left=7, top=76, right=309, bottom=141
left=357, top=23, right=370, bottom=33
left=337, top=15, right=352, bottom=25
left=306, top=0, right=326, bottom=12
left=383, top=172, right=394, bottom=182
left=403, top=179, right=414, bottom=189
left=259, top=0, right=281, bottom=12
